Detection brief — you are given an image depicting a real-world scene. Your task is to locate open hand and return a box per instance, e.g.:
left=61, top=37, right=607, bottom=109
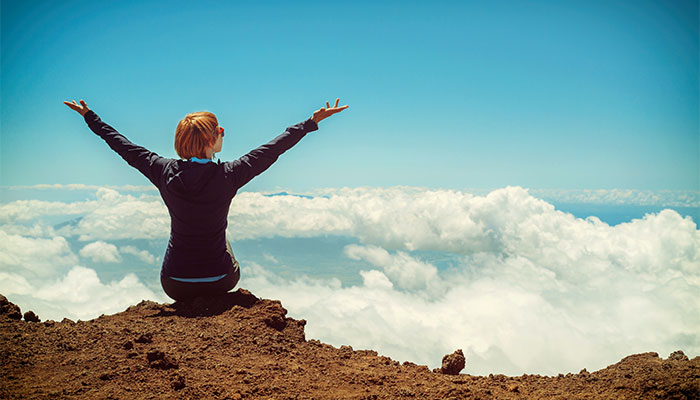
left=63, top=99, right=90, bottom=116
left=312, top=98, right=349, bottom=124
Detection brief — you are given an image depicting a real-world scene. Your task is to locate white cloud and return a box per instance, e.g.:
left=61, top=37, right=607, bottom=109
left=529, top=188, right=700, bottom=207
left=1, top=184, right=698, bottom=377
left=0, top=198, right=100, bottom=223
left=0, top=222, right=57, bottom=237
left=262, top=253, right=279, bottom=264
left=0, top=230, right=78, bottom=277
left=0, top=188, right=169, bottom=240
left=79, top=241, right=122, bottom=263
left=232, top=186, right=699, bottom=375
left=345, top=244, right=439, bottom=292
left=0, top=272, right=33, bottom=295
left=359, top=269, right=394, bottom=290
left=120, top=245, right=156, bottom=264
left=71, top=189, right=169, bottom=241
left=10, top=266, right=166, bottom=321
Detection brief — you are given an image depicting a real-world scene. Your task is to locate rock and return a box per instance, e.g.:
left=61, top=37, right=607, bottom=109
left=171, top=374, right=185, bottom=390
left=439, top=349, right=466, bottom=375
left=24, top=310, right=40, bottom=322
left=146, top=350, right=178, bottom=370
left=668, top=350, right=688, bottom=362
left=0, top=294, right=22, bottom=320
left=135, top=333, right=153, bottom=344
left=262, top=301, right=288, bottom=331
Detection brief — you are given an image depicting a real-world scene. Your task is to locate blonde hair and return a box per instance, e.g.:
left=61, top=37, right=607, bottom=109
left=174, top=111, right=219, bottom=159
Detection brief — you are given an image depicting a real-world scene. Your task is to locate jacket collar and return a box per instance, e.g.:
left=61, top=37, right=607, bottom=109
left=189, top=157, right=213, bottom=164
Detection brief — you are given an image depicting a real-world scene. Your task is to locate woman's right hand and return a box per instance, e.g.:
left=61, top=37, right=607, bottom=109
left=63, top=99, right=90, bottom=116
left=312, top=98, right=349, bottom=124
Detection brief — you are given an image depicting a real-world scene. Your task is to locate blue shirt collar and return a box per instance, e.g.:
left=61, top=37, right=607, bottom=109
left=190, top=157, right=213, bottom=164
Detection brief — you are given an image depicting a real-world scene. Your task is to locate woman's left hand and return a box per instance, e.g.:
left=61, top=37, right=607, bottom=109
left=63, top=99, right=90, bottom=116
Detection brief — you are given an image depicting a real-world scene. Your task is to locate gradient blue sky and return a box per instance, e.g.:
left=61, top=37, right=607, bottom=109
left=1, top=0, right=698, bottom=192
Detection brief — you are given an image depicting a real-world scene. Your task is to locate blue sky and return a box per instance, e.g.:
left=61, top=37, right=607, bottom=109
left=1, top=0, right=698, bottom=192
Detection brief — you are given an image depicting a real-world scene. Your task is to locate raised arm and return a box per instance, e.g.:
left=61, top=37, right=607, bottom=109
left=224, top=118, right=318, bottom=190
left=225, top=97, right=349, bottom=190
left=63, top=99, right=169, bottom=187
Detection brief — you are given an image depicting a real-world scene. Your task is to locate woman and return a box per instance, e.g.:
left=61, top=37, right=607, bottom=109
left=64, top=98, right=349, bottom=301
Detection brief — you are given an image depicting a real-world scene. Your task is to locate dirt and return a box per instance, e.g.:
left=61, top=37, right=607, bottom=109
left=1, top=292, right=698, bottom=399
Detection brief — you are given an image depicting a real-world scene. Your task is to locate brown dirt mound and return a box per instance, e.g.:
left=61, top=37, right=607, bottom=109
left=1, top=290, right=698, bottom=399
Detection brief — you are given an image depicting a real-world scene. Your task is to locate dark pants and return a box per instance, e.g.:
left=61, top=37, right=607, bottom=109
left=160, top=241, right=241, bottom=302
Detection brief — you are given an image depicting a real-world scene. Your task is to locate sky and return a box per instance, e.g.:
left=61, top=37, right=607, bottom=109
left=1, top=0, right=699, bottom=377
left=1, top=0, right=698, bottom=191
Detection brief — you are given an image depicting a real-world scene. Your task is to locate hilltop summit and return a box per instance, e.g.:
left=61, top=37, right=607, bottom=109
left=1, top=292, right=698, bottom=399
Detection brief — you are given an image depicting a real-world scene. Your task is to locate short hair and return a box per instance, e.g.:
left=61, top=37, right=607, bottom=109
left=174, top=111, right=219, bottom=159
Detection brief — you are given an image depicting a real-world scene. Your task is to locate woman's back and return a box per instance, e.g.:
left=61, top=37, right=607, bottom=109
left=158, top=159, right=236, bottom=279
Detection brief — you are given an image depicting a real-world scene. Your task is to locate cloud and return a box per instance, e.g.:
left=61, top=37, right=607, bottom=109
left=0, top=230, right=78, bottom=277
left=72, top=189, right=170, bottom=241
left=231, top=186, right=698, bottom=375
left=345, top=244, right=439, bottom=293
left=1, top=184, right=698, bottom=376
left=529, top=188, right=700, bottom=207
left=0, top=188, right=170, bottom=240
left=8, top=266, right=166, bottom=321
left=120, top=245, right=156, bottom=264
left=262, top=253, right=279, bottom=264
left=79, top=241, right=122, bottom=263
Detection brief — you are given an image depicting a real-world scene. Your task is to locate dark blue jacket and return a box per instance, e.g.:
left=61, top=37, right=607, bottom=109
left=83, top=110, right=318, bottom=278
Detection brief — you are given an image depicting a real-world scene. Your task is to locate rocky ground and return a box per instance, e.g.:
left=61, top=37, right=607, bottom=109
left=1, top=292, right=698, bottom=399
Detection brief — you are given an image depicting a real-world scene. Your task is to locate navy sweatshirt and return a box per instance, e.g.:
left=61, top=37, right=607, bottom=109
left=83, top=109, right=319, bottom=279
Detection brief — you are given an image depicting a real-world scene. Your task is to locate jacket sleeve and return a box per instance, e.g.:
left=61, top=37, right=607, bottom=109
left=224, top=118, right=319, bottom=190
left=83, top=109, right=169, bottom=187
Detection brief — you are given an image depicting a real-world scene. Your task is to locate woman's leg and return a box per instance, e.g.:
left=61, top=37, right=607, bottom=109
left=221, top=238, right=241, bottom=292
left=160, top=245, right=240, bottom=302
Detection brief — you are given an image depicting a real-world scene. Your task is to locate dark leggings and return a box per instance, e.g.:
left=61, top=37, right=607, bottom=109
left=160, top=241, right=241, bottom=302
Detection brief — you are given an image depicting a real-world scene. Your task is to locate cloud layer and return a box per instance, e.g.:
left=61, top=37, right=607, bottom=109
left=0, top=185, right=698, bottom=375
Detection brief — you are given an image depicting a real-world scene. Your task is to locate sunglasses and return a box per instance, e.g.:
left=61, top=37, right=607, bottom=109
left=217, top=126, right=225, bottom=137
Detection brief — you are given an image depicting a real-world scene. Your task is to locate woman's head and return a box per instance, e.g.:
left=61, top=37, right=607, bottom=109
left=174, top=111, right=220, bottom=159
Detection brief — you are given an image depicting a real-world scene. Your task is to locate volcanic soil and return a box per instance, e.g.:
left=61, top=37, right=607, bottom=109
left=1, top=291, right=698, bottom=399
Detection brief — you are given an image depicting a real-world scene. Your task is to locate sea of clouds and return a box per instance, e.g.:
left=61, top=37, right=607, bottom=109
left=0, top=184, right=698, bottom=375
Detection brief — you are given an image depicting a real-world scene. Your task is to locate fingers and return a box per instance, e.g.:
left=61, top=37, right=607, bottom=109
left=323, top=98, right=347, bottom=109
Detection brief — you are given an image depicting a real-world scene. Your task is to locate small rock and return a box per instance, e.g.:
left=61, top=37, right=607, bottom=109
left=439, top=349, right=466, bottom=375
left=23, top=310, right=40, bottom=322
left=0, top=295, right=22, bottom=320
left=135, top=333, right=153, bottom=344
left=123, top=340, right=134, bottom=350
left=171, top=374, right=185, bottom=390
left=668, top=350, right=688, bottom=361
left=146, top=350, right=165, bottom=362
left=146, top=350, right=178, bottom=370
left=262, top=302, right=288, bottom=331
